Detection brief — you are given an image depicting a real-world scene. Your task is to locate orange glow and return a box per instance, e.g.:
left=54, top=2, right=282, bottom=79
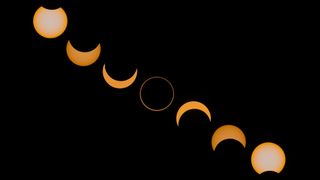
left=211, top=125, right=246, bottom=150
left=251, top=142, right=286, bottom=174
left=66, top=40, right=101, bottom=66
left=176, top=101, right=211, bottom=126
left=33, top=7, right=68, bottom=38
left=102, top=64, right=138, bottom=89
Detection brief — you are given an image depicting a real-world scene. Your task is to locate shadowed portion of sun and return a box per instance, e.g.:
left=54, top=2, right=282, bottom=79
left=33, top=6, right=68, bottom=39
left=251, top=142, right=286, bottom=174
left=139, top=76, right=174, bottom=112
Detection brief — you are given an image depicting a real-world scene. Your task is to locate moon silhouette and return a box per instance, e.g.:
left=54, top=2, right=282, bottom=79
left=66, top=40, right=101, bottom=66
left=176, top=101, right=211, bottom=126
left=102, top=64, right=138, bottom=89
left=211, top=125, right=246, bottom=151
left=33, top=6, right=68, bottom=38
left=139, top=76, right=175, bottom=112
left=251, top=142, right=286, bottom=174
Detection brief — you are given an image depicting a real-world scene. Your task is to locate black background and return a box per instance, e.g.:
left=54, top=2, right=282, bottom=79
left=30, top=0, right=307, bottom=178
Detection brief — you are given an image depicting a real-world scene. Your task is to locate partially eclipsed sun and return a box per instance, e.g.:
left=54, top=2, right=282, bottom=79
left=251, top=142, right=286, bottom=174
left=102, top=64, right=138, bottom=89
left=211, top=125, right=246, bottom=151
left=66, top=40, right=101, bottom=66
left=176, top=101, right=211, bottom=127
left=33, top=6, right=68, bottom=39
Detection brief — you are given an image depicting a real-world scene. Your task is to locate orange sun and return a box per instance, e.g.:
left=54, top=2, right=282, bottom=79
left=33, top=6, right=68, bottom=38
left=251, top=142, right=286, bottom=174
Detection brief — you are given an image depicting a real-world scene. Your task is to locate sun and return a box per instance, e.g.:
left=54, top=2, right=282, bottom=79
left=251, top=142, right=286, bottom=174
left=33, top=6, right=68, bottom=39
left=66, top=40, right=101, bottom=66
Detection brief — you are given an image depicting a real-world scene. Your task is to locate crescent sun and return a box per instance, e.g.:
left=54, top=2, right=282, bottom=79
left=102, top=64, right=138, bottom=89
left=66, top=40, right=101, bottom=66
left=176, top=101, right=212, bottom=126
left=211, top=124, right=246, bottom=151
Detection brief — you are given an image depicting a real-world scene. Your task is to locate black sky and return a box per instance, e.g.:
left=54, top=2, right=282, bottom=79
left=30, top=0, right=308, bottom=178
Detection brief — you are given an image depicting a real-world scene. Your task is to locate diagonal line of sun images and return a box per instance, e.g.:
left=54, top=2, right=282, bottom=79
left=33, top=6, right=287, bottom=175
